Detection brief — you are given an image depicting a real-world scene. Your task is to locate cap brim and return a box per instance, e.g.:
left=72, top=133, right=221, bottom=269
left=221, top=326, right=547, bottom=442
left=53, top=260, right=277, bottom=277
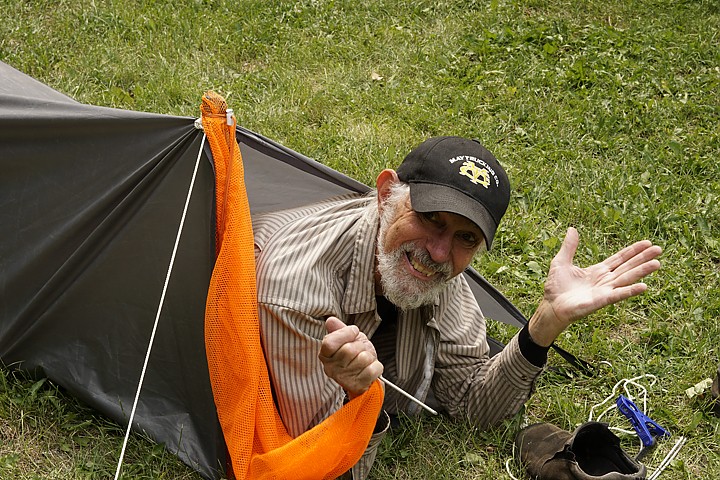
left=408, top=183, right=497, bottom=249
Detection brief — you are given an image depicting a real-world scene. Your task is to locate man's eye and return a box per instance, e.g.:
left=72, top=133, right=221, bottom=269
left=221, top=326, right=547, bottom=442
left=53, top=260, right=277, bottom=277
left=420, top=212, right=440, bottom=223
left=458, top=232, right=479, bottom=247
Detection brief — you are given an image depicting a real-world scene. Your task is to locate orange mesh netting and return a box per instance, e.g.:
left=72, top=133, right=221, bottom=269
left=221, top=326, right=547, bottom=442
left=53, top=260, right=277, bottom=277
left=201, top=91, right=383, bottom=480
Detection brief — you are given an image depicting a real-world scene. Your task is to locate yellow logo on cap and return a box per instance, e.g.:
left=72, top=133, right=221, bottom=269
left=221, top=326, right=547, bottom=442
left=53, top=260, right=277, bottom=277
left=459, top=161, right=490, bottom=188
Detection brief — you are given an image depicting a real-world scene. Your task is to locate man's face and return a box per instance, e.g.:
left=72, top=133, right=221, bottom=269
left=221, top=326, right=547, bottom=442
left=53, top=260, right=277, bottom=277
left=376, top=185, right=486, bottom=310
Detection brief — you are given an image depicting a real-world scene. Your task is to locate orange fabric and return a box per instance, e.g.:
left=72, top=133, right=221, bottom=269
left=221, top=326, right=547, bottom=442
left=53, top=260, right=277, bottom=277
left=201, top=91, right=383, bottom=480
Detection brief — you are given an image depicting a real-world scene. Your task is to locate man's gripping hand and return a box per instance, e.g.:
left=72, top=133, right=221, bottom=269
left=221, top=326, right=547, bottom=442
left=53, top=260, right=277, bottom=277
left=318, top=317, right=384, bottom=399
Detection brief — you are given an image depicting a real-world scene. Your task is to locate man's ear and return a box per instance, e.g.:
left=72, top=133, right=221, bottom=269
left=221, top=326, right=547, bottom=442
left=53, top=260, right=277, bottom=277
left=376, top=169, right=399, bottom=205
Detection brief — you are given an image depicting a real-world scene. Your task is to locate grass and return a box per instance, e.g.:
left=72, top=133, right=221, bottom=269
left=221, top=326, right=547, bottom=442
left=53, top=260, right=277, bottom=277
left=1, top=0, right=719, bottom=478
left=0, top=369, right=199, bottom=479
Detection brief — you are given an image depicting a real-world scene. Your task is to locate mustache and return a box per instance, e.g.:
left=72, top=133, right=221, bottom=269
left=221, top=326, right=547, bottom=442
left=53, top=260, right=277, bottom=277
left=401, top=242, right=453, bottom=278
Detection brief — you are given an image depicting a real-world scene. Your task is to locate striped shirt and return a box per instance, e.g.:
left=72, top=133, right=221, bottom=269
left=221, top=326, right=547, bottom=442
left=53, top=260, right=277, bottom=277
left=253, top=194, right=543, bottom=479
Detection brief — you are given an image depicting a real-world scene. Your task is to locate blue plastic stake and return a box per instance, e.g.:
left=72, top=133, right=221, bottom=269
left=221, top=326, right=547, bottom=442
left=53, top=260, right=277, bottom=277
left=616, top=395, right=670, bottom=447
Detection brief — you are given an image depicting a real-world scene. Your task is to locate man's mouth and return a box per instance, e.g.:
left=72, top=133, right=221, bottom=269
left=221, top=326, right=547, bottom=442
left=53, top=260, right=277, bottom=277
left=406, top=251, right=437, bottom=277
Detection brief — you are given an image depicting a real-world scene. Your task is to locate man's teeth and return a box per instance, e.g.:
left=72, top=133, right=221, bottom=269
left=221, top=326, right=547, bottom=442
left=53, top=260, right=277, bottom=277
left=410, top=256, right=436, bottom=276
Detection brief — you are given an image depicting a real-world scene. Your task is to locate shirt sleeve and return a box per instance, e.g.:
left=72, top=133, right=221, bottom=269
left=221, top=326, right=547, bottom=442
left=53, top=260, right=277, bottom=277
left=430, top=280, right=544, bottom=428
left=257, top=302, right=346, bottom=438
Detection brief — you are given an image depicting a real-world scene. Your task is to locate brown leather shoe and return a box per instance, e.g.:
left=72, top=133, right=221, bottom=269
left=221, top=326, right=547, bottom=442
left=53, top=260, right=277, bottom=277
left=515, top=421, right=646, bottom=479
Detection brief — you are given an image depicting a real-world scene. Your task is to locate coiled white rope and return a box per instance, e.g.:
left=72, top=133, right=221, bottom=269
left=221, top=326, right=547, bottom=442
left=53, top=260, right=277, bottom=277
left=589, top=373, right=658, bottom=435
left=114, top=132, right=206, bottom=479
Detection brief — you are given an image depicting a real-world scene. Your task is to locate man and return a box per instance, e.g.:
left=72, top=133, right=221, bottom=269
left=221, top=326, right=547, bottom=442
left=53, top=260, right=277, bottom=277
left=252, top=136, right=662, bottom=479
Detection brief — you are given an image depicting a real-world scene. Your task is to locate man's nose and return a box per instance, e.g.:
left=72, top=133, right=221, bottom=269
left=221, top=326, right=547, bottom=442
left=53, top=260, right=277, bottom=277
left=426, top=231, right=453, bottom=264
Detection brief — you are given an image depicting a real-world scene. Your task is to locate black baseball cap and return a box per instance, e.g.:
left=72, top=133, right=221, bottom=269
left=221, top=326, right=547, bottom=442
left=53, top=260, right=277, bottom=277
left=396, top=136, right=510, bottom=249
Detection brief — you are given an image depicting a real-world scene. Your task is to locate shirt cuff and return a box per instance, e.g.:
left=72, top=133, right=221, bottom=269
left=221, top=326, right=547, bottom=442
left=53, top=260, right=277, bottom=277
left=517, top=323, right=550, bottom=368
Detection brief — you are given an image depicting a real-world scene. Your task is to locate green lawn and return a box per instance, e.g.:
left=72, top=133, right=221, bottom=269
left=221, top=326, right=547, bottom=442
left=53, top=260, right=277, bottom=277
left=1, top=0, right=719, bottom=478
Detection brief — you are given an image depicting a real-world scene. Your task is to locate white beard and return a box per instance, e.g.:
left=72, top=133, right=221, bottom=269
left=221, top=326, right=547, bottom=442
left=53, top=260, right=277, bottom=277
left=376, top=189, right=453, bottom=311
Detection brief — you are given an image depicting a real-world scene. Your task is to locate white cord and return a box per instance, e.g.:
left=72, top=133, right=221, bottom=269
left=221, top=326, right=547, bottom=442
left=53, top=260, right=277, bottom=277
left=589, top=374, right=658, bottom=436
left=505, top=458, right=521, bottom=480
left=114, top=133, right=206, bottom=480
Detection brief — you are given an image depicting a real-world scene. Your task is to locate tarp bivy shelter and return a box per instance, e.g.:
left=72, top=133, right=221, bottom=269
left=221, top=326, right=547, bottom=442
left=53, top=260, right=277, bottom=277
left=0, top=61, right=533, bottom=479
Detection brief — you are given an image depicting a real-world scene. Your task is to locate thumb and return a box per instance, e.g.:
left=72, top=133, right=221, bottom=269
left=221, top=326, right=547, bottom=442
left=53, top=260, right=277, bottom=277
left=554, top=227, right=579, bottom=265
left=325, top=316, right=348, bottom=334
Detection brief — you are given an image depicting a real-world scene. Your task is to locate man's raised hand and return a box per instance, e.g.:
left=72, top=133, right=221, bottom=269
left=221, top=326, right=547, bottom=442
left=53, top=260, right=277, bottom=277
left=528, top=227, right=662, bottom=347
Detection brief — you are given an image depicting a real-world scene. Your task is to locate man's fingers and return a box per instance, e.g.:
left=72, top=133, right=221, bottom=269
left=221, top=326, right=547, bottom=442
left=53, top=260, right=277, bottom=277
left=603, top=283, right=649, bottom=306
left=612, top=259, right=662, bottom=288
left=327, top=352, right=384, bottom=398
left=320, top=318, right=360, bottom=359
left=603, top=240, right=660, bottom=272
left=351, top=357, right=384, bottom=390
left=610, top=245, right=662, bottom=278
left=318, top=324, right=383, bottom=398
left=327, top=340, right=371, bottom=369
left=347, top=350, right=380, bottom=373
